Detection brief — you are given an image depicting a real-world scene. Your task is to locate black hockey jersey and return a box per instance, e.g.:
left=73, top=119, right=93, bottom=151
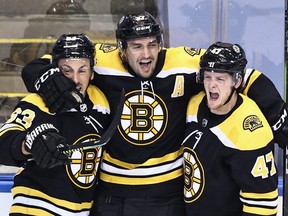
left=93, top=44, right=204, bottom=197
left=183, top=92, right=278, bottom=216
left=0, top=85, right=110, bottom=215
left=20, top=44, right=287, bottom=199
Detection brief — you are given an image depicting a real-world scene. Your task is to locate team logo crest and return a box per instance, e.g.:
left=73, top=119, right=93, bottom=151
left=118, top=90, right=168, bottom=145
left=243, top=115, right=263, bottom=132
left=183, top=147, right=205, bottom=203
left=99, top=44, right=117, bottom=53
left=184, top=47, right=201, bottom=56
left=66, top=135, right=102, bottom=189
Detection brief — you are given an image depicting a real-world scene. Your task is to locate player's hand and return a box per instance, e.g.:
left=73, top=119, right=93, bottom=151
left=24, top=123, right=71, bottom=168
left=274, top=124, right=288, bottom=149
left=34, top=63, right=84, bottom=113
left=271, top=104, right=288, bottom=149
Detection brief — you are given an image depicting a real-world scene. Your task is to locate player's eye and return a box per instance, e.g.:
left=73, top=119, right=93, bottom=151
left=60, top=66, right=73, bottom=74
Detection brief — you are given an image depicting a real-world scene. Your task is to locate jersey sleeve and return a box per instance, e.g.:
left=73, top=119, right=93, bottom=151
left=241, top=69, right=288, bottom=147
left=21, top=56, right=51, bottom=93
left=229, top=143, right=278, bottom=215
left=221, top=96, right=278, bottom=215
left=0, top=94, right=53, bottom=166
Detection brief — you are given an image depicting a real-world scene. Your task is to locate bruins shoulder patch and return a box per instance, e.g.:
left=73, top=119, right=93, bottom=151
left=99, top=44, right=117, bottom=53
left=243, top=115, right=263, bottom=132
left=184, top=47, right=201, bottom=56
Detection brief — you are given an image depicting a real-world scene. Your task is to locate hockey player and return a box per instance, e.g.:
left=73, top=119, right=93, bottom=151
left=0, top=34, right=110, bottom=215
left=20, top=12, right=286, bottom=216
left=183, top=42, right=278, bottom=215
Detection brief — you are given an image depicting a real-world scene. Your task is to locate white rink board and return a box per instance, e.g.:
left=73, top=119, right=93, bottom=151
left=0, top=193, right=12, bottom=216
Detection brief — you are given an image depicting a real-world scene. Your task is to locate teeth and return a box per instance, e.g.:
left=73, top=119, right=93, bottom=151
left=140, top=60, right=151, bottom=63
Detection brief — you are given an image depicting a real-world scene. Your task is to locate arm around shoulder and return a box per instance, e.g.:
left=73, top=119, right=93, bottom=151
left=21, top=57, right=51, bottom=93
left=241, top=69, right=288, bottom=148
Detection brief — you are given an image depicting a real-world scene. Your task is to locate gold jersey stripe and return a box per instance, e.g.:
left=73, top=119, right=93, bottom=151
left=240, top=189, right=278, bottom=199
left=103, top=147, right=183, bottom=169
left=10, top=205, right=55, bottom=216
left=243, top=205, right=278, bottom=216
left=11, top=186, right=92, bottom=210
left=100, top=168, right=183, bottom=185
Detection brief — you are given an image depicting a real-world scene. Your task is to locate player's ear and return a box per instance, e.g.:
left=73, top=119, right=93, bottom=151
left=90, top=69, right=94, bottom=80
left=234, top=73, right=243, bottom=89
left=235, top=77, right=242, bottom=89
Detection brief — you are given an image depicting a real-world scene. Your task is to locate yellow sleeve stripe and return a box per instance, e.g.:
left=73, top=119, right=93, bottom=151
left=241, top=189, right=278, bottom=215
left=243, top=205, right=278, bottom=215
left=11, top=186, right=92, bottom=210
left=240, top=189, right=278, bottom=199
left=10, top=206, right=55, bottom=216
left=0, top=123, right=25, bottom=135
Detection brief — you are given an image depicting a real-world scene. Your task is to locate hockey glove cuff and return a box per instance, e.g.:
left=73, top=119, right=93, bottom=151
left=25, top=123, right=71, bottom=168
left=272, top=104, right=288, bottom=149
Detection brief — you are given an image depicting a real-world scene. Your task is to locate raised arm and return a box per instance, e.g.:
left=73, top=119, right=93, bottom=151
left=21, top=57, right=83, bottom=113
left=241, top=69, right=288, bottom=148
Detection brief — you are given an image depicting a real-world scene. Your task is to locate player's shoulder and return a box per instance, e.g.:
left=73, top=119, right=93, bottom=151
left=219, top=94, right=273, bottom=150
left=186, top=92, right=205, bottom=122
left=87, top=85, right=110, bottom=114
left=21, top=93, right=50, bottom=114
left=164, top=46, right=205, bottom=69
left=94, top=43, right=127, bottom=74
left=188, top=91, right=205, bottom=110
left=95, top=43, right=118, bottom=55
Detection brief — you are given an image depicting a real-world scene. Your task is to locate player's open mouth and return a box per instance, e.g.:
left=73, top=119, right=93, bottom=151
left=139, top=59, right=152, bottom=69
left=139, top=60, right=152, bottom=71
left=209, top=92, right=219, bottom=100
